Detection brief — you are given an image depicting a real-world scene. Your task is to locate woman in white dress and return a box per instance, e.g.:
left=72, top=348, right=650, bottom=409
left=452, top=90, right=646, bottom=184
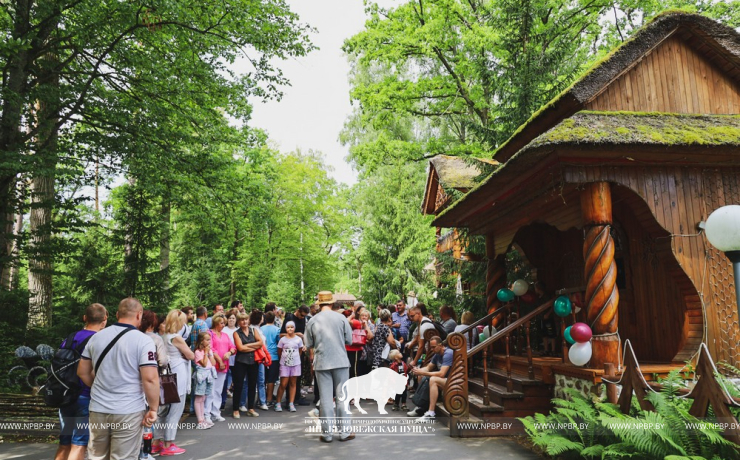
left=153, top=310, right=195, bottom=456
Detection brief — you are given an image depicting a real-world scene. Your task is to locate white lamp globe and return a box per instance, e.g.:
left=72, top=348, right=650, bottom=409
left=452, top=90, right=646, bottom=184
left=705, top=205, right=740, bottom=252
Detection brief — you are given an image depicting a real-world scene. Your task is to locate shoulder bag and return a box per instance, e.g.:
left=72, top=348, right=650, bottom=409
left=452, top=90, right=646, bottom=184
left=159, top=364, right=180, bottom=405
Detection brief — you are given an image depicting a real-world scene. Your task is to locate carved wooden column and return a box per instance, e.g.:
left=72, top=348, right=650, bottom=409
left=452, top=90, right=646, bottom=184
left=581, top=182, right=619, bottom=369
left=485, top=234, right=507, bottom=327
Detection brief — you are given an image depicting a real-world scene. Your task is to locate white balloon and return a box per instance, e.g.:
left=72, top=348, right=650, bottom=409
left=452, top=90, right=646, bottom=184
left=568, top=341, right=592, bottom=366
left=512, top=279, right=529, bottom=297
left=481, top=325, right=491, bottom=340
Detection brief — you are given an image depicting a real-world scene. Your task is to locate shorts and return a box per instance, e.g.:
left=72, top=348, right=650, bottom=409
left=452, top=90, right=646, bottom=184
left=265, top=362, right=280, bottom=384
left=194, top=376, right=214, bottom=396
left=59, top=395, right=90, bottom=446
left=280, top=364, right=301, bottom=378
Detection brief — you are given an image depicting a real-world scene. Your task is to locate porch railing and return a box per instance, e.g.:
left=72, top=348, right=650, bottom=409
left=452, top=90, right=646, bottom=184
left=443, top=299, right=555, bottom=420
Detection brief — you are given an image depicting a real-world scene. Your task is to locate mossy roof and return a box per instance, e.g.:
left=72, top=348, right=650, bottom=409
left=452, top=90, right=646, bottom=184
left=528, top=111, right=740, bottom=149
left=430, top=155, right=499, bottom=190
left=432, top=111, right=740, bottom=227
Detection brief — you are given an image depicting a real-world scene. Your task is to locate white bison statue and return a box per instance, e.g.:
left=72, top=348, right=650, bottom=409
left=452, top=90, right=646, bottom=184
left=337, top=367, right=410, bottom=414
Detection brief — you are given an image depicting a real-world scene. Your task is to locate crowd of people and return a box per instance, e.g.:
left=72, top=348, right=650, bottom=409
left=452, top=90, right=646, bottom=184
left=54, top=293, right=471, bottom=459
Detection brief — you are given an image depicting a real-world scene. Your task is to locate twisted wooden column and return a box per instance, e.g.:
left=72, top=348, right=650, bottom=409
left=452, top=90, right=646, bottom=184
left=581, top=182, right=619, bottom=368
left=486, top=234, right=507, bottom=327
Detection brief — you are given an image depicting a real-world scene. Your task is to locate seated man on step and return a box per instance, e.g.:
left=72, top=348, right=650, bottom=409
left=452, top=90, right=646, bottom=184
left=407, top=336, right=452, bottom=422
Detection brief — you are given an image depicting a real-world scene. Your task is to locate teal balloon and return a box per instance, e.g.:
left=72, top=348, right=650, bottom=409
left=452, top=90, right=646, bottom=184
left=553, top=295, right=572, bottom=317
left=497, top=288, right=515, bottom=303
left=564, top=326, right=575, bottom=345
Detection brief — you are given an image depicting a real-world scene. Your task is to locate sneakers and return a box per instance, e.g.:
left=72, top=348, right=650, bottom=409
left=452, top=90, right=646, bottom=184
left=238, top=405, right=249, bottom=412
left=391, top=405, right=400, bottom=411
left=257, top=404, right=269, bottom=411
left=151, top=444, right=163, bottom=455
left=212, top=415, right=225, bottom=422
left=407, top=408, right=423, bottom=417
left=159, top=444, right=186, bottom=456
left=246, top=409, right=259, bottom=417
left=274, top=403, right=283, bottom=412
left=289, top=403, right=297, bottom=412
left=415, top=412, right=436, bottom=423
left=307, top=408, right=320, bottom=418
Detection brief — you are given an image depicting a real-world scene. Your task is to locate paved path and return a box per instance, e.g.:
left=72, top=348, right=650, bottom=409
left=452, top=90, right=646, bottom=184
left=0, top=403, right=541, bottom=460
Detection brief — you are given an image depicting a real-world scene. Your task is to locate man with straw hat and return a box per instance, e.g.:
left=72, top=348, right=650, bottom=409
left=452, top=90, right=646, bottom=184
left=305, top=291, right=353, bottom=443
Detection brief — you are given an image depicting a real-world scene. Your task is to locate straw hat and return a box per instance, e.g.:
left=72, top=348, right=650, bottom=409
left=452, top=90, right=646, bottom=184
left=317, top=291, right=334, bottom=306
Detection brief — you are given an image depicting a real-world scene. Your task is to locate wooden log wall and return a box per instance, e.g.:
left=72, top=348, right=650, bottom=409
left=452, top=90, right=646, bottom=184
left=584, top=35, right=740, bottom=114
left=563, top=165, right=740, bottom=366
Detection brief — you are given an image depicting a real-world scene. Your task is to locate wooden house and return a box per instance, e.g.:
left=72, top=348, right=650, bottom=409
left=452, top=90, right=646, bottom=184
left=422, top=156, right=498, bottom=285
left=429, top=12, right=740, bottom=436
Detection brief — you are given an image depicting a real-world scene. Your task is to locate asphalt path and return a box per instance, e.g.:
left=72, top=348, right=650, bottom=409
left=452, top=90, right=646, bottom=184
left=0, top=400, right=542, bottom=460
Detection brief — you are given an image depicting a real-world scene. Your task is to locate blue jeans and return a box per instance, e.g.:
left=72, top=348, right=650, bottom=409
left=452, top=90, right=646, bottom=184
left=59, top=395, right=90, bottom=446
left=239, top=373, right=248, bottom=407
left=221, top=369, right=232, bottom=407
left=257, top=364, right=266, bottom=405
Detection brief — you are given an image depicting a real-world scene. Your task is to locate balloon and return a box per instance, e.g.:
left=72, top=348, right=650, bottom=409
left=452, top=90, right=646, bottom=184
left=568, top=341, right=592, bottom=366
left=476, top=325, right=485, bottom=333
left=553, top=295, right=572, bottom=317
left=520, top=293, right=536, bottom=303
left=497, top=288, right=515, bottom=303
left=564, top=326, right=575, bottom=345
left=479, top=333, right=486, bottom=343
left=570, top=322, right=592, bottom=343
left=481, top=325, right=492, bottom=340
left=512, top=279, right=528, bottom=296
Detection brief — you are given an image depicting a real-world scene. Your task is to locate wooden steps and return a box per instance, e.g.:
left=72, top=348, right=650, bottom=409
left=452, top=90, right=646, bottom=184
left=442, top=365, right=554, bottom=437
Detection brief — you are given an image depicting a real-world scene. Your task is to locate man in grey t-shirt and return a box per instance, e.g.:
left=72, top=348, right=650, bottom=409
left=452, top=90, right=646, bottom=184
left=78, top=297, right=159, bottom=460
left=304, top=291, right=353, bottom=443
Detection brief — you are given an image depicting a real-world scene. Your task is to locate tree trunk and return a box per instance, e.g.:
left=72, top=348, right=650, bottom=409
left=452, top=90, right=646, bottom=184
left=159, top=196, right=171, bottom=297
left=229, top=228, right=239, bottom=303
left=123, top=176, right=136, bottom=296
left=28, top=118, right=58, bottom=329
left=0, top=0, right=32, bottom=280
left=27, top=26, right=61, bottom=330
left=2, top=177, right=26, bottom=290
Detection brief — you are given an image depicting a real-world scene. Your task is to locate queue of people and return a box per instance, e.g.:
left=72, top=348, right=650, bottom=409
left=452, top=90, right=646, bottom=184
left=54, top=291, right=479, bottom=459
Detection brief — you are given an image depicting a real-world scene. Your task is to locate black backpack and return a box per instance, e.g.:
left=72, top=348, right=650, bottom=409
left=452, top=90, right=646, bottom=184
left=43, top=331, right=92, bottom=408
left=422, top=318, right=448, bottom=341
left=431, top=321, right=449, bottom=341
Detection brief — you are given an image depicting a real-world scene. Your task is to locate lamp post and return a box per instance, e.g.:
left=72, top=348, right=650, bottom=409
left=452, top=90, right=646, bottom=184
left=705, top=205, right=740, bottom=319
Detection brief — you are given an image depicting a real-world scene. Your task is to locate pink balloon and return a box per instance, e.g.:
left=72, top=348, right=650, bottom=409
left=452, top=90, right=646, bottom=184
left=570, top=322, right=592, bottom=343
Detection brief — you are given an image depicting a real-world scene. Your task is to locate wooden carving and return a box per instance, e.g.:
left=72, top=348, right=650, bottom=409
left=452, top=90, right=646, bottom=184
left=582, top=182, right=620, bottom=368
left=688, top=344, right=740, bottom=444
left=444, top=332, right=469, bottom=419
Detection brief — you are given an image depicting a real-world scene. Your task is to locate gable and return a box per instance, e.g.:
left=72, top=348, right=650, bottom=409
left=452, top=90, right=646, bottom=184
left=585, top=35, right=740, bottom=114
